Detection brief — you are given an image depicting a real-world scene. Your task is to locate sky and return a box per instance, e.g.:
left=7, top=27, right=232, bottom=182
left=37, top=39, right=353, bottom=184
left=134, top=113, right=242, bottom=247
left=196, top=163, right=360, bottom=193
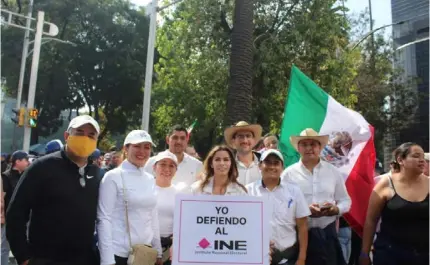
left=130, top=0, right=393, bottom=33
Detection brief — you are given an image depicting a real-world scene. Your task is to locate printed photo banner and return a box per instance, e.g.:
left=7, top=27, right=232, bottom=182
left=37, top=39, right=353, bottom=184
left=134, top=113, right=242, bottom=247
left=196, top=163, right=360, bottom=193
left=172, top=194, right=271, bottom=265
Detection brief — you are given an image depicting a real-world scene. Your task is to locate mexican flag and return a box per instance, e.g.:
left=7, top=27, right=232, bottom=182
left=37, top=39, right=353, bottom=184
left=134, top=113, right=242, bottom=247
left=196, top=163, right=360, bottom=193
left=279, top=66, right=375, bottom=236
left=187, top=119, right=198, bottom=140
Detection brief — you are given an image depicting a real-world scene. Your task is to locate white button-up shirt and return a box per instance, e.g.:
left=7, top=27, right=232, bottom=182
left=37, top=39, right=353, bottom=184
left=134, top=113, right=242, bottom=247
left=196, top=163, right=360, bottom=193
left=97, top=160, right=162, bottom=265
left=145, top=152, right=203, bottom=190
left=281, top=160, right=351, bottom=229
left=236, top=153, right=262, bottom=185
left=247, top=180, right=310, bottom=251
left=190, top=177, right=248, bottom=195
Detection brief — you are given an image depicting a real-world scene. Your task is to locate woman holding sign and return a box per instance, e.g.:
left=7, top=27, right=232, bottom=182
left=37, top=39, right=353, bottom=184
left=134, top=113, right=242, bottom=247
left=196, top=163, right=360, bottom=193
left=190, top=145, right=247, bottom=195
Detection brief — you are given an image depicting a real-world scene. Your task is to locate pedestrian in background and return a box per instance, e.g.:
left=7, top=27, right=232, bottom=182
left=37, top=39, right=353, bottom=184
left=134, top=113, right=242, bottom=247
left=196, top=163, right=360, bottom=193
left=1, top=178, right=8, bottom=265
left=44, top=139, right=63, bottom=155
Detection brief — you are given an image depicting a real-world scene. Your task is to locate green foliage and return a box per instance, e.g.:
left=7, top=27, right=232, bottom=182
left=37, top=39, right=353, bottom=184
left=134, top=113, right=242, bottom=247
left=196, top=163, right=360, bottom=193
left=153, top=0, right=417, bottom=157
left=1, top=0, right=150, bottom=143
left=1, top=0, right=418, bottom=158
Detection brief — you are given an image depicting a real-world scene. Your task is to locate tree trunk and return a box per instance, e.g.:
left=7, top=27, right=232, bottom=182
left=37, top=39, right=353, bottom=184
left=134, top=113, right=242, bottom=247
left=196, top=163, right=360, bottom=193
left=225, top=0, right=254, bottom=126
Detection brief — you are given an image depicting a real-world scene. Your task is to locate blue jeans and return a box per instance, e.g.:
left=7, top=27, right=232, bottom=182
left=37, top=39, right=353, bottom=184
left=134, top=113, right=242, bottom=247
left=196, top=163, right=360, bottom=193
left=338, top=227, right=351, bottom=263
left=1, top=225, right=9, bottom=265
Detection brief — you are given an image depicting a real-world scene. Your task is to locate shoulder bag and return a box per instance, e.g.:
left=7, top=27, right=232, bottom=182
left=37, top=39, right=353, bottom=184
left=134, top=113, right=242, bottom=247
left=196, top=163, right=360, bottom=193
left=120, top=171, right=159, bottom=265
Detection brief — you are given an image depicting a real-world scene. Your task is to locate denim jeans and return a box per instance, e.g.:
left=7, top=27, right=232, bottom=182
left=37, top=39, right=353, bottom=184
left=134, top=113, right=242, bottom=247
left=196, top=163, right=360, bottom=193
left=1, top=224, right=9, bottom=265
left=338, top=227, right=351, bottom=263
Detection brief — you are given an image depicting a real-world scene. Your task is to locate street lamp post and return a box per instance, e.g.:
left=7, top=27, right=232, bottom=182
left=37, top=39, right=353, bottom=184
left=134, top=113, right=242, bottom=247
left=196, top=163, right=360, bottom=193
left=351, top=20, right=406, bottom=51
left=1, top=9, right=59, bottom=152
left=22, top=11, right=46, bottom=152
left=142, top=0, right=158, bottom=132
left=141, top=0, right=185, bottom=132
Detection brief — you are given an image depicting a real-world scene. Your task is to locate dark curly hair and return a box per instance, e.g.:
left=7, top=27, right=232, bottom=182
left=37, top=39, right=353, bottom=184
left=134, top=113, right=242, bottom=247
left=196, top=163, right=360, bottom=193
left=199, top=145, right=247, bottom=193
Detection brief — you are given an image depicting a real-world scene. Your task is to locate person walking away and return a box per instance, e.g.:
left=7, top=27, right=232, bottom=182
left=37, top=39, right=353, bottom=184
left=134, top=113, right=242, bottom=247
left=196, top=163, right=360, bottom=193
left=89, top=149, right=106, bottom=180
left=1, top=150, right=30, bottom=264
left=360, top=143, right=429, bottom=265
left=224, top=121, right=263, bottom=185
left=97, top=130, right=162, bottom=265
left=145, top=125, right=202, bottom=191
left=44, top=139, right=63, bottom=155
left=247, top=149, right=309, bottom=265
left=2, top=151, right=30, bottom=215
left=281, top=128, right=351, bottom=265
left=6, top=115, right=101, bottom=265
left=1, top=153, right=9, bottom=174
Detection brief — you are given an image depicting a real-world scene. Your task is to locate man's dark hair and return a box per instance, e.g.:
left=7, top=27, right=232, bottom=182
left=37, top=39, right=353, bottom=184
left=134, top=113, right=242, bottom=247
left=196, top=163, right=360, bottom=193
left=168, top=125, right=188, bottom=137
left=108, top=146, right=118, bottom=152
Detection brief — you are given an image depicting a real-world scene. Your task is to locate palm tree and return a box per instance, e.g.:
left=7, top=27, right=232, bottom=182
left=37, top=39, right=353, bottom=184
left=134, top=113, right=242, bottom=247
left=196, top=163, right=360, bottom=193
left=225, top=0, right=254, bottom=126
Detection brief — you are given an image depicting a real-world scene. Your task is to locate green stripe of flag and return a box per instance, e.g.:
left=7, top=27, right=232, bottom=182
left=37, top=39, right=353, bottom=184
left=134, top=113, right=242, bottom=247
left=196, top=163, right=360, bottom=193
left=279, top=66, right=329, bottom=167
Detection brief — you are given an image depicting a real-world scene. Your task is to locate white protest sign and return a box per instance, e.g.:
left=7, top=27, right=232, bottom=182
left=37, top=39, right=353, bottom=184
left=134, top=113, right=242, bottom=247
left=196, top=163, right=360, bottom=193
left=172, top=194, right=270, bottom=265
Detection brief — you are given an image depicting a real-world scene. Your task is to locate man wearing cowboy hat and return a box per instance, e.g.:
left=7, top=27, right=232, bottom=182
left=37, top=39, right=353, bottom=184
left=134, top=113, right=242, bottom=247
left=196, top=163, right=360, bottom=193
left=281, top=128, right=351, bottom=265
left=224, top=121, right=263, bottom=185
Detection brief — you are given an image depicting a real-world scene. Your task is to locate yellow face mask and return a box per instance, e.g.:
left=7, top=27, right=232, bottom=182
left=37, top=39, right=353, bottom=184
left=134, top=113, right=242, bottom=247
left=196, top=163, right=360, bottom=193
left=66, top=135, right=97, bottom=158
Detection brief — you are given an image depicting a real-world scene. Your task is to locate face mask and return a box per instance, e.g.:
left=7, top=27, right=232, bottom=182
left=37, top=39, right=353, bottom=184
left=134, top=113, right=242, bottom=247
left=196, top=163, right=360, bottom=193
left=67, top=135, right=97, bottom=158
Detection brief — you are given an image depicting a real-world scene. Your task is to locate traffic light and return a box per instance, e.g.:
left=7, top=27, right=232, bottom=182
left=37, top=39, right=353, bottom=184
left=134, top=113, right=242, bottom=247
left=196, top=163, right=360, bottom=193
left=27, top=108, right=39, bottom=128
left=11, top=108, right=25, bottom=127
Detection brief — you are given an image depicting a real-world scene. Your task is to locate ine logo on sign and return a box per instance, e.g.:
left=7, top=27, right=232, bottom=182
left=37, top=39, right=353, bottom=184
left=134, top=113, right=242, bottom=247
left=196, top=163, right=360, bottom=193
left=198, top=238, right=211, bottom=249
left=197, top=238, right=247, bottom=251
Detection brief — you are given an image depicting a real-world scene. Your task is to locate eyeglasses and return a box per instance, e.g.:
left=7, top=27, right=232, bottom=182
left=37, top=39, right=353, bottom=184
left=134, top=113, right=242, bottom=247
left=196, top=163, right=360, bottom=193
left=79, top=167, right=86, bottom=188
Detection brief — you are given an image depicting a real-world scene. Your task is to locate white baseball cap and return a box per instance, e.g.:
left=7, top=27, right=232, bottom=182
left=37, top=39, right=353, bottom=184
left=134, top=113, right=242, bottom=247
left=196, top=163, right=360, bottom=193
left=124, top=130, right=156, bottom=146
left=260, top=149, right=284, bottom=163
left=154, top=150, right=178, bottom=166
left=67, top=115, right=100, bottom=134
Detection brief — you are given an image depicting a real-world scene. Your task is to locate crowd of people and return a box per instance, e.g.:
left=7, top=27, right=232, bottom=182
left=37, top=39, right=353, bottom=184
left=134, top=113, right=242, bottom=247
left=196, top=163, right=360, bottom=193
left=0, top=115, right=428, bottom=265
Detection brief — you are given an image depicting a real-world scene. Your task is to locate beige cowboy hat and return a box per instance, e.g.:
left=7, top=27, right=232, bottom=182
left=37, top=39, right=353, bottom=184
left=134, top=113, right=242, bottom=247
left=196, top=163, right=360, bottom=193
left=224, top=121, right=263, bottom=148
left=290, top=128, right=329, bottom=151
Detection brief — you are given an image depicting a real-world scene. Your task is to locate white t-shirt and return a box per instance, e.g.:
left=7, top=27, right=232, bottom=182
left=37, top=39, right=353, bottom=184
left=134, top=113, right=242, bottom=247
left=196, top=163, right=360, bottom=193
left=156, top=185, right=179, bottom=237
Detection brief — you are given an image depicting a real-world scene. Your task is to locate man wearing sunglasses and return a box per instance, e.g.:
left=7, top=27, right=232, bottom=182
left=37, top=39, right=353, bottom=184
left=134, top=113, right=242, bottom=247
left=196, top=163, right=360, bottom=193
left=6, top=115, right=101, bottom=265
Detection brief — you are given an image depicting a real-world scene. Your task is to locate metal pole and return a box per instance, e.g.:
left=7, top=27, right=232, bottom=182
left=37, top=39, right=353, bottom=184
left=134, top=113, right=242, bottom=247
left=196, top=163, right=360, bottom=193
left=142, top=0, right=158, bottom=131
left=12, top=0, right=33, bottom=151
left=351, top=20, right=406, bottom=51
left=23, top=11, right=44, bottom=153
left=16, top=0, right=34, bottom=109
